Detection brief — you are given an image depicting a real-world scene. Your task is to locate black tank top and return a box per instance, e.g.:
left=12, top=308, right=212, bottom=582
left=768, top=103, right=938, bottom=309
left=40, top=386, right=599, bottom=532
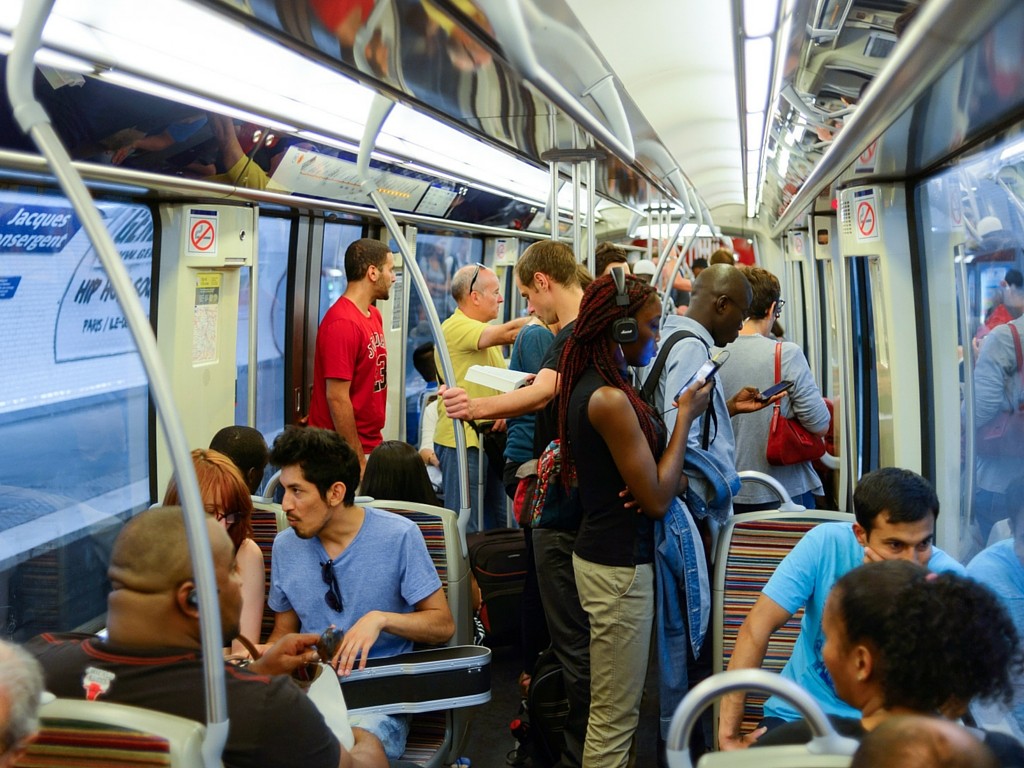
left=567, top=367, right=662, bottom=566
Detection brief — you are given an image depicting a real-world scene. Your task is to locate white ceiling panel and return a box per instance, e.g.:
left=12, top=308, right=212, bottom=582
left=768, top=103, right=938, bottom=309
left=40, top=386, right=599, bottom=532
left=565, top=0, right=743, bottom=213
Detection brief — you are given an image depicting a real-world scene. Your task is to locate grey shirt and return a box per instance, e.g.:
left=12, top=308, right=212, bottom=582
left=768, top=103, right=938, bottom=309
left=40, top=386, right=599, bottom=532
left=973, top=315, right=1024, bottom=492
left=718, top=334, right=830, bottom=504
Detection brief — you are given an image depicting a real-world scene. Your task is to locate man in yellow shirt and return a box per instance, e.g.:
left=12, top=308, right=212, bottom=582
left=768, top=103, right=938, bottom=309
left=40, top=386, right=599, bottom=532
left=435, top=264, right=527, bottom=531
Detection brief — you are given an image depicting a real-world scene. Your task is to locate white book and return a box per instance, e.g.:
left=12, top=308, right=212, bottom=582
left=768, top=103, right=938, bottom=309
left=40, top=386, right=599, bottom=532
left=465, top=365, right=532, bottom=393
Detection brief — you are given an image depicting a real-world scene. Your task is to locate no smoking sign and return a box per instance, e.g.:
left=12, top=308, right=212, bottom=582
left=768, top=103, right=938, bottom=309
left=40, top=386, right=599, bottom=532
left=188, top=210, right=219, bottom=255
left=853, top=189, right=880, bottom=243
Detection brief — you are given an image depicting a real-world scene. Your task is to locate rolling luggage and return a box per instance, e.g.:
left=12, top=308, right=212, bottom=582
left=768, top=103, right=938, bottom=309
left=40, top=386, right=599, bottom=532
left=467, top=528, right=527, bottom=645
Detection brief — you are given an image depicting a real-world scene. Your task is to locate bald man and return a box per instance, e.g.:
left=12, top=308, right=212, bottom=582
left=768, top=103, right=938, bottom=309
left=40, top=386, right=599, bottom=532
left=0, top=639, right=43, bottom=767
left=851, top=716, right=999, bottom=768
left=26, top=507, right=386, bottom=768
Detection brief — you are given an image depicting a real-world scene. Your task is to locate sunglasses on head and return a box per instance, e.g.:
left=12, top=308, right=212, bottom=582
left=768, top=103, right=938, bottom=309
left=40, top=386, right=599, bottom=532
left=321, top=559, right=343, bottom=612
left=468, top=262, right=486, bottom=294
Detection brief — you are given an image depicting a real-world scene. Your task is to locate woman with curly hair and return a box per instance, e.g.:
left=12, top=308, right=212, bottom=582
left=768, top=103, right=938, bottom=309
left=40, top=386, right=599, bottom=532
left=163, top=448, right=264, bottom=656
left=756, top=559, right=1024, bottom=765
left=557, top=270, right=713, bottom=768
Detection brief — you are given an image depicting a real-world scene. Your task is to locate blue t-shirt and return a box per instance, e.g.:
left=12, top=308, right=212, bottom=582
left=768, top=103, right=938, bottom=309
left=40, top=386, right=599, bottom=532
left=268, top=506, right=442, bottom=658
left=505, top=323, right=554, bottom=465
left=762, top=522, right=966, bottom=722
left=967, top=538, right=1024, bottom=736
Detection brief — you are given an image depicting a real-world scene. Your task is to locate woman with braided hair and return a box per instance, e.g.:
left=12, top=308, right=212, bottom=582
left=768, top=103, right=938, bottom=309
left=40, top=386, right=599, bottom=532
left=557, top=270, right=713, bottom=768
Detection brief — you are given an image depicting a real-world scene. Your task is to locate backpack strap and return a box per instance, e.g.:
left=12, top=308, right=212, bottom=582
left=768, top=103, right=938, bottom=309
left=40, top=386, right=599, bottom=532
left=640, top=329, right=717, bottom=449
left=640, top=330, right=707, bottom=404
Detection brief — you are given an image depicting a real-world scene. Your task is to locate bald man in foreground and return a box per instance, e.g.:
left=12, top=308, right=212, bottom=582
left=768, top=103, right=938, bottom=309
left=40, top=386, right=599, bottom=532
left=26, top=507, right=386, bottom=768
left=851, top=716, right=999, bottom=768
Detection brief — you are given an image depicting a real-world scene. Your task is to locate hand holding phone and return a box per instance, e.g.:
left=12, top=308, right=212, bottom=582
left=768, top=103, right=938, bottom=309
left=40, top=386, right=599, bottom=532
left=757, top=380, right=794, bottom=401
left=675, top=350, right=730, bottom=401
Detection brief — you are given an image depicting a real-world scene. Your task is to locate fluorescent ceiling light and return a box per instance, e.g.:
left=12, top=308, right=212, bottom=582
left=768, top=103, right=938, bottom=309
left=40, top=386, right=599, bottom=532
left=744, top=37, right=774, bottom=114
left=630, top=222, right=717, bottom=240
left=0, top=0, right=550, bottom=205
left=556, top=182, right=590, bottom=212
left=745, top=112, right=765, bottom=151
left=744, top=0, right=780, bottom=37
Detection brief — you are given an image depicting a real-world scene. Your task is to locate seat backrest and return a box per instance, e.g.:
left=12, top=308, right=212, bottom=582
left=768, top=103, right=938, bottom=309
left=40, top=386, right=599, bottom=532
left=250, top=498, right=287, bottom=643
left=358, top=499, right=474, bottom=766
left=15, top=697, right=207, bottom=768
left=359, top=499, right=471, bottom=647
left=712, top=509, right=854, bottom=734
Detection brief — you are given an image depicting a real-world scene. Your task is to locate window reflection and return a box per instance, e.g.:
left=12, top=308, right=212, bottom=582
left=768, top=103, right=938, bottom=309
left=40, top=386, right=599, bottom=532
left=921, top=131, right=1024, bottom=741
left=0, top=190, right=151, bottom=639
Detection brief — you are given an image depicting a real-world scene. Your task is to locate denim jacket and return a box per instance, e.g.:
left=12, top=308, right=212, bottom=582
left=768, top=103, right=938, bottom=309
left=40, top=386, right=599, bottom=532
left=655, top=494, right=710, bottom=739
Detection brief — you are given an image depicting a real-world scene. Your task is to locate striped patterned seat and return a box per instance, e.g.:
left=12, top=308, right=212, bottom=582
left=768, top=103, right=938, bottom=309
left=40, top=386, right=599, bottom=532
left=712, top=510, right=854, bottom=736
left=361, top=500, right=474, bottom=767
left=250, top=499, right=287, bottom=644
left=15, top=699, right=205, bottom=767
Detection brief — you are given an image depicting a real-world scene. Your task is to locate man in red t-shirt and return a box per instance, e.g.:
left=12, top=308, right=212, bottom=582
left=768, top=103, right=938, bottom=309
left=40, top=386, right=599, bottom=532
left=308, top=239, right=396, bottom=476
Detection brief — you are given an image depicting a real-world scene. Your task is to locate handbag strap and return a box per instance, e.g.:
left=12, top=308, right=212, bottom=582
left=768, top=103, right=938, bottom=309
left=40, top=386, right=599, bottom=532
left=1011, top=324, right=1024, bottom=411
left=773, top=342, right=783, bottom=416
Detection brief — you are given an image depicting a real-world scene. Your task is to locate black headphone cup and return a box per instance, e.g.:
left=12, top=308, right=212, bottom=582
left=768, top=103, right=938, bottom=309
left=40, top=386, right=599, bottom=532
left=610, top=267, right=638, bottom=343
left=612, top=316, right=639, bottom=344
left=187, top=589, right=199, bottom=608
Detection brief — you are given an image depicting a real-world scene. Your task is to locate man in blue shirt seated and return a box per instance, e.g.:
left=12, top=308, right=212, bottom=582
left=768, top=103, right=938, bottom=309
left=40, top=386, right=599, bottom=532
left=718, top=467, right=966, bottom=751
left=265, top=427, right=455, bottom=760
left=967, top=473, right=1024, bottom=739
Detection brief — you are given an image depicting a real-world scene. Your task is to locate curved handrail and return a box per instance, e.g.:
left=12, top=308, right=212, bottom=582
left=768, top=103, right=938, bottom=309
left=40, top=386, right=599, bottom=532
left=665, top=669, right=859, bottom=768
left=356, top=93, right=471, bottom=559
left=7, top=2, right=229, bottom=765
left=737, top=471, right=807, bottom=512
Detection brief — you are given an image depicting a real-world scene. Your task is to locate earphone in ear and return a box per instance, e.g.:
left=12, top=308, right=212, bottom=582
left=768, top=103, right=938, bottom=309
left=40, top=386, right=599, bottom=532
left=186, top=589, right=199, bottom=609
left=609, top=267, right=639, bottom=344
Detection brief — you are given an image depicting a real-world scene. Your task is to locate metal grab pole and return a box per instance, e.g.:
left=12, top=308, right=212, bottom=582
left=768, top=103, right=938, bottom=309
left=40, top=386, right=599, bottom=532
left=356, top=93, right=472, bottom=557
left=7, top=3, right=228, bottom=765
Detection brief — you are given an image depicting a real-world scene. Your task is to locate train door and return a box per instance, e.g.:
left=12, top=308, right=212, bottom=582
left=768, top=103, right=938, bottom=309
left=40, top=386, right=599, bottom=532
left=836, top=184, right=923, bottom=488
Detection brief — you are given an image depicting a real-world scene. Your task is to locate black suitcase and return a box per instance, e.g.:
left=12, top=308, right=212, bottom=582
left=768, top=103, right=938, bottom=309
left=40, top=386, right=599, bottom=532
left=467, top=528, right=527, bottom=645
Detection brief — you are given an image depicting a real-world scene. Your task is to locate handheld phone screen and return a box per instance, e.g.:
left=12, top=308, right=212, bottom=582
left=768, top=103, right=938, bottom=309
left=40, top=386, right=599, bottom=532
left=676, top=350, right=729, bottom=400
left=759, top=380, right=794, bottom=400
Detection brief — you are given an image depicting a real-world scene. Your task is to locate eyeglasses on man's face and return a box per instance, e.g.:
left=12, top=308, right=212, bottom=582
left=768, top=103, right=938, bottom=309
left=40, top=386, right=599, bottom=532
left=722, top=294, right=751, bottom=321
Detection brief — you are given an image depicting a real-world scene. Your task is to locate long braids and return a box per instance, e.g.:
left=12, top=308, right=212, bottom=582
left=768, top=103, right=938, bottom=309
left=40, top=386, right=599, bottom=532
left=557, top=274, right=662, bottom=486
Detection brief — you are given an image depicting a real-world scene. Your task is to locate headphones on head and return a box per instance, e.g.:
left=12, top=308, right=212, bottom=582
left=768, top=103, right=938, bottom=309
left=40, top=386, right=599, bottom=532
left=609, top=267, right=639, bottom=344
left=187, top=589, right=199, bottom=609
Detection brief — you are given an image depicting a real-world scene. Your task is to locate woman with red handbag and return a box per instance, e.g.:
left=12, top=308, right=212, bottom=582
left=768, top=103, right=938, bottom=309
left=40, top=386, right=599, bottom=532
left=718, top=267, right=831, bottom=512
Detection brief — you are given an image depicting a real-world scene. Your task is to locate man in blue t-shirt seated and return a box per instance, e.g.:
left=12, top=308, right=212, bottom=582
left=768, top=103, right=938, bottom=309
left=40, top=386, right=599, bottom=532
left=718, top=467, right=966, bottom=751
left=967, top=473, right=1024, bottom=740
left=265, top=427, right=455, bottom=760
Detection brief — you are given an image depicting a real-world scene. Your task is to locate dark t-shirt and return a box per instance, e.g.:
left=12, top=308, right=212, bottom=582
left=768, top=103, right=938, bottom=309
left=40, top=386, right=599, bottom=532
left=567, top=368, right=659, bottom=566
left=755, top=715, right=1024, bottom=767
left=26, top=633, right=341, bottom=768
left=533, top=321, right=575, bottom=458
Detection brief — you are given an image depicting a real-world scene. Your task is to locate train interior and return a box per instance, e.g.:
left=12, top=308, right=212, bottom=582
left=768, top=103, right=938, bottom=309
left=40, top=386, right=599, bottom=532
left=1, top=0, right=1024, bottom=766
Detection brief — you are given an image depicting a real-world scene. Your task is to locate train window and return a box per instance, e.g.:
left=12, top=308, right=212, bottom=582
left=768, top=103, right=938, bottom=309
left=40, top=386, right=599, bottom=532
left=235, top=215, right=291, bottom=467
left=0, top=190, right=152, bottom=640
left=318, top=222, right=365, bottom=323
left=848, top=257, right=879, bottom=476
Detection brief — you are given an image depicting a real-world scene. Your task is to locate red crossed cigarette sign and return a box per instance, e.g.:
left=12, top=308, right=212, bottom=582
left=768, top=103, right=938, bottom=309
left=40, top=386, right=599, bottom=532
left=856, top=200, right=876, bottom=238
left=187, top=210, right=219, bottom=255
left=190, top=219, right=216, bottom=251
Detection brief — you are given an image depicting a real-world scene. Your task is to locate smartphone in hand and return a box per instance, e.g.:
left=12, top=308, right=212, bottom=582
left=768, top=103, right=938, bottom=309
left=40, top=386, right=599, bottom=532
left=676, top=350, right=730, bottom=400
left=758, top=380, right=794, bottom=401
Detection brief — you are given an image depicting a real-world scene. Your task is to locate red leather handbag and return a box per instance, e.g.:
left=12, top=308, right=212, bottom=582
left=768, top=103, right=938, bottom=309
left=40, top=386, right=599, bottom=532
left=766, top=343, right=826, bottom=466
left=977, top=323, right=1024, bottom=458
